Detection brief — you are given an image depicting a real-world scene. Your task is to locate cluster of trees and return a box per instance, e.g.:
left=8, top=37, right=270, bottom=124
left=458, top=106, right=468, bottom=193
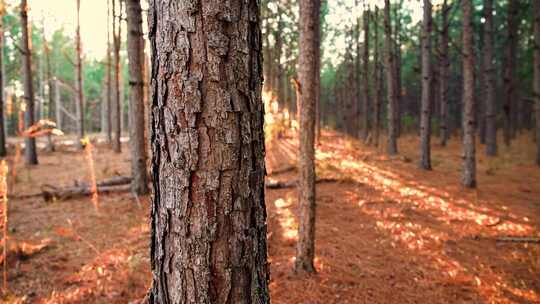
left=0, top=0, right=149, bottom=194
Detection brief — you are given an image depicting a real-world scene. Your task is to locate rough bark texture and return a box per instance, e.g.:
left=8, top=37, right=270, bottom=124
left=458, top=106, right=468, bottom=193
left=148, top=0, right=270, bottom=302
left=384, top=0, right=398, bottom=155
left=373, top=7, right=381, bottom=148
left=0, top=8, right=6, bottom=157
left=419, top=0, right=432, bottom=170
left=394, top=2, right=402, bottom=138
left=462, top=0, right=476, bottom=188
left=534, top=0, right=540, bottom=165
left=112, top=0, right=122, bottom=153
left=75, top=0, right=85, bottom=148
left=361, top=5, right=370, bottom=142
left=21, top=0, right=38, bottom=165
left=503, top=0, right=517, bottom=147
left=295, top=0, right=320, bottom=274
left=483, top=0, right=497, bottom=156
left=126, top=0, right=149, bottom=195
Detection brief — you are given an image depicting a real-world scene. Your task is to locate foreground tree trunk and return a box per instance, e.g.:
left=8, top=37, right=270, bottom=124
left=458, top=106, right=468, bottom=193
left=384, top=0, right=398, bottom=155
left=439, top=0, right=449, bottom=147
left=373, top=7, right=381, bottom=148
left=75, top=0, right=85, bottom=148
left=419, top=0, right=432, bottom=170
left=295, top=0, right=320, bottom=274
left=503, top=0, right=517, bottom=147
left=21, top=0, right=38, bottom=165
left=534, top=0, right=540, bottom=165
left=112, top=0, right=122, bottom=153
left=148, top=0, right=270, bottom=302
left=125, top=0, right=148, bottom=195
left=462, top=0, right=476, bottom=188
left=44, top=28, right=55, bottom=152
left=0, top=4, right=6, bottom=157
left=483, top=0, right=497, bottom=156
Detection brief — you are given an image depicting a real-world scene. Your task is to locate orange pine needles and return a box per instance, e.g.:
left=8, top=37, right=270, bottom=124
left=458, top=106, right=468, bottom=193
left=82, top=138, right=99, bottom=212
left=0, top=160, right=8, bottom=292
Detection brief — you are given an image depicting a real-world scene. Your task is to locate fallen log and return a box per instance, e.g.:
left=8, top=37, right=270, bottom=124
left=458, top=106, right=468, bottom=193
left=41, top=184, right=131, bottom=202
left=12, top=176, right=133, bottom=201
left=265, top=177, right=340, bottom=189
left=496, top=237, right=540, bottom=244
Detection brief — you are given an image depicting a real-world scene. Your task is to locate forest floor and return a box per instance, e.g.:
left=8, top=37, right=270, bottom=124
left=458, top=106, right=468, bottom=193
left=1, top=129, right=540, bottom=303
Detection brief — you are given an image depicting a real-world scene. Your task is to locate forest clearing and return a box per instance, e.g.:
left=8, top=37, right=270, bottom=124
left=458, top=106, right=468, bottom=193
left=0, top=0, right=539, bottom=303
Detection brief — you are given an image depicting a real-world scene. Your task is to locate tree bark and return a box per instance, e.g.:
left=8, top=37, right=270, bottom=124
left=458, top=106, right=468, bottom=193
left=0, top=6, right=6, bottom=157
left=384, top=0, right=398, bottom=155
left=483, top=0, right=497, bottom=156
left=462, top=0, right=476, bottom=188
left=295, top=0, right=320, bottom=274
left=419, top=0, right=432, bottom=170
left=361, top=4, right=370, bottom=142
left=112, top=0, right=122, bottom=153
left=20, top=0, right=38, bottom=165
left=503, top=0, right=517, bottom=147
left=534, top=0, right=540, bottom=165
left=126, top=0, right=149, bottom=195
left=148, top=0, right=270, bottom=302
left=394, top=1, right=402, bottom=138
left=75, top=0, right=85, bottom=148
left=439, top=1, right=450, bottom=147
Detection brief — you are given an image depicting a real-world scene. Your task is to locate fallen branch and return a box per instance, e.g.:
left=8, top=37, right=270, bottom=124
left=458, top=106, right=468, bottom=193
left=268, top=165, right=296, bottom=176
left=265, top=177, right=340, bottom=189
left=41, top=184, right=132, bottom=202
left=496, top=237, right=540, bottom=244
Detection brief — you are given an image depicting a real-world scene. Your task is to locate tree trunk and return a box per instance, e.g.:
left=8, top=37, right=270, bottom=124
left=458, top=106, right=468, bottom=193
left=0, top=6, right=6, bottom=157
left=295, top=0, right=320, bottom=274
left=394, top=1, right=402, bottom=138
left=55, top=77, right=62, bottom=131
left=112, top=0, right=122, bottom=153
left=503, top=0, right=517, bottom=147
left=374, top=7, right=382, bottom=148
left=384, top=0, right=398, bottom=155
left=483, top=0, right=497, bottom=156
left=534, top=0, right=540, bottom=165
left=148, top=0, right=270, bottom=302
left=125, top=0, right=148, bottom=195
left=43, top=27, right=55, bottom=152
left=361, top=4, right=370, bottom=142
left=462, top=0, right=476, bottom=188
left=20, top=0, right=38, bottom=165
left=419, top=0, right=432, bottom=170
left=105, top=0, right=113, bottom=144
left=75, top=0, right=85, bottom=148
left=439, top=0, right=450, bottom=147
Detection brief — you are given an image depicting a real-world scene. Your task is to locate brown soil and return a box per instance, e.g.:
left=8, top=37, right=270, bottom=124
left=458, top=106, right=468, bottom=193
left=2, top=130, right=540, bottom=303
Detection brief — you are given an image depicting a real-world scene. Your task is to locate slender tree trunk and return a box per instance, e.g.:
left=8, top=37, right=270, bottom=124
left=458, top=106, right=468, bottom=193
left=484, top=0, right=497, bottom=156
left=295, top=0, right=320, bottom=274
left=534, top=0, right=540, bottom=165
left=112, top=0, right=122, bottom=153
left=75, top=0, right=85, bottom=148
left=44, top=28, right=55, bottom=152
left=0, top=6, right=6, bottom=157
left=394, top=1, right=402, bottom=138
left=462, top=0, right=476, bottom=188
left=105, top=0, right=112, bottom=144
left=361, top=4, right=370, bottom=142
left=55, top=77, right=62, bottom=131
left=374, top=7, right=381, bottom=148
left=20, top=0, right=38, bottom=165
left=125, top=0, right=148, bottom=195
left=148, top=0, right=270, bottom=302
left=419, top=0, right=432, bottom=170
left=503, top=0, right=517, bottom=147
left=439, top=0, right=449, bottom=146
left=384, top=0, right=398, bottom=155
